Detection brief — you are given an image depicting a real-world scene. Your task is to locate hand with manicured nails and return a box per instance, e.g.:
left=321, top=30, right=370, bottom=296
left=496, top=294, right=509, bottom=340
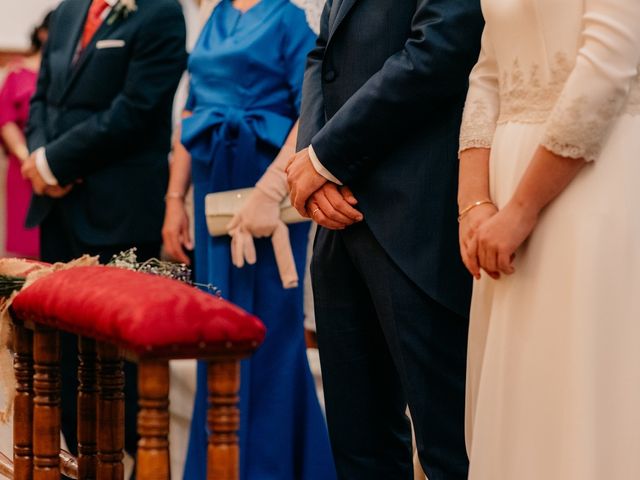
left=459, top=203, right=498, bottom=279
left=474, top=201, right=538, bottom=278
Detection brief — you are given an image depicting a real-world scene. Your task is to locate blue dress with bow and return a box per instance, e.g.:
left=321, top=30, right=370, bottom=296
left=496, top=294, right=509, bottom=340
left=181, top=1, right=336, bottom=478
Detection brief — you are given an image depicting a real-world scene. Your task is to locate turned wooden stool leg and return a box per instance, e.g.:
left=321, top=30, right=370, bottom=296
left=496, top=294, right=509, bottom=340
left=207, top=360, right=241, bottom=480
left=137, top=360, right=170, bottom=480
left=97, top=343, right=124, bottom=480
left=13, top=322, right=33, bottom=480
left=33, top=326, right=61, bottom=480
left=0, top=452, right=13, bottom=478
left=78, top=337, right=98, bottom=479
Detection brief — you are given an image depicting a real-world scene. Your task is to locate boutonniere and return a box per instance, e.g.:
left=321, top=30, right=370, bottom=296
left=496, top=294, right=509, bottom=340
left=107, top=0, right=138, bottom=25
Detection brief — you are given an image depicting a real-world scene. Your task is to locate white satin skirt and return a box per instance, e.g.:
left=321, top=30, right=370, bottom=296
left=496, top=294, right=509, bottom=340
left=466, top=115, right=640, bottom=479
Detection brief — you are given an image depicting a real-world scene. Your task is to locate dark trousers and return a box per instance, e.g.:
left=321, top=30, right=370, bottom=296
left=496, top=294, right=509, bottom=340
left=311, top=222, right=469, bottom=480
left=40, top=205, right=161, bottom=465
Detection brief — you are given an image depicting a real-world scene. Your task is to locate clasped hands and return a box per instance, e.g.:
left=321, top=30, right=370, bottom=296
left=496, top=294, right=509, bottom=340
left=225, top=147, right=363, bottom=289
left=21, top=154, right=73, bottom=198
left=286, top=148, right=363, bottom=230
left=459, top=200, right=538, bottom=280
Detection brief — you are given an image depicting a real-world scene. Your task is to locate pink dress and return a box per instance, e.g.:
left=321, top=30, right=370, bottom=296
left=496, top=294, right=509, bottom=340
left=0, top=66, right=39, bottom=258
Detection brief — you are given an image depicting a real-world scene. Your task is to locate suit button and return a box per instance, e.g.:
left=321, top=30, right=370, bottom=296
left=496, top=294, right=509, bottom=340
left=324, top=70, right=337, bottom=82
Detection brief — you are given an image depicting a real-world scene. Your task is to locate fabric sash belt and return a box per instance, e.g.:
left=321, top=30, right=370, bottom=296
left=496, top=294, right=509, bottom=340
left=181, top=104, right=294, bottom=192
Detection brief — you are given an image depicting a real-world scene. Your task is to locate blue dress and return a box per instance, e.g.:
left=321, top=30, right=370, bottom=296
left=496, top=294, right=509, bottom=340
left=181, top=1, right=336, bottom=479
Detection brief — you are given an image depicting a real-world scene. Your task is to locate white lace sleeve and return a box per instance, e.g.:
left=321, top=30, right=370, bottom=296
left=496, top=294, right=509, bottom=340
left=541, top=0, right=640, bottom=161
left=289, top=0, right=324, bottom=34
left=459, top=28, right=499, bottom=154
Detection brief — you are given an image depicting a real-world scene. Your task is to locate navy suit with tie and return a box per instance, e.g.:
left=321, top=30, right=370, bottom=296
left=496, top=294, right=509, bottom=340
left=297, top=0, right=483, bottom=478
left=26, top=0, right=186, bottom=250
left=26, top=0, right=186, bottom=460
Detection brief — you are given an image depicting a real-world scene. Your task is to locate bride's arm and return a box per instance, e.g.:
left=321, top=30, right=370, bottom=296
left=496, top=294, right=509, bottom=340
left=476, top=0, right=640, bottom=276
left=458, top=28, right=500, bottom=278
left=459, top=148, right=496, bottom=279
left=540, top=0, right=640, bottom=162
left=476, top=148, right=584, bottom=276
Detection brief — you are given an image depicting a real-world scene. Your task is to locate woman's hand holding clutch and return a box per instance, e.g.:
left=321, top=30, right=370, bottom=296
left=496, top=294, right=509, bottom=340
left=227, top=145, right=300, bottom=289
left=227, top=188, right=279, bottom=269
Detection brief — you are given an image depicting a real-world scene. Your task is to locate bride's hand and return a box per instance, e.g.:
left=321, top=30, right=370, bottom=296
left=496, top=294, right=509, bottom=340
left=459, top=204, right=498, bottom=279
left=475, top=201, right=539, bottom=277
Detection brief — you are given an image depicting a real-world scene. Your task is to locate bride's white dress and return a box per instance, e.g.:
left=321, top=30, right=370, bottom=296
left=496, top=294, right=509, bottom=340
left=460, top=0, right=640, bottom=478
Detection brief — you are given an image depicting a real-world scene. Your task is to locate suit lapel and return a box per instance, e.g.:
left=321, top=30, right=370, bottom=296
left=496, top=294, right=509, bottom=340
left=61, top=7, right=121, bottom=101
left=61, top=0, right=93, bottom=78
left=329, top=0, right=357, bottom=38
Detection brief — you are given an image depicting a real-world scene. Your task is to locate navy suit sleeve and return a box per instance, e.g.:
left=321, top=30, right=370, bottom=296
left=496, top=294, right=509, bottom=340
left=296, top=0, right=331, bottom=151
left=26, top=7, right=59, bottom=153
left=311, top=0, right=483, bottom=184
left=44, top=3, right=187, bottom=185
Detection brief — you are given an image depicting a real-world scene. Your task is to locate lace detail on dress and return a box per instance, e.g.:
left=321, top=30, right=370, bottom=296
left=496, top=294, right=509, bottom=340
left=498, top=54, right=573, bottom=124
left=459, top=99, right=496, bottom=151
left=541, top=93, right=624, bottom=161
left=497, top=53, right=640, bottom=125
left=460, top=51, right=640, bottom=154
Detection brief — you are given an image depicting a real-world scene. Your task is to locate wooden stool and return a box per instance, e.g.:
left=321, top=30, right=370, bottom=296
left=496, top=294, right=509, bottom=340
left=9, top=266, right=266, bottom=480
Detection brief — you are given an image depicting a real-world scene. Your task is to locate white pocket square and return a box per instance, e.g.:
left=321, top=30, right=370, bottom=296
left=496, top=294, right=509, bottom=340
left=96, top=39, right=126, bottom=49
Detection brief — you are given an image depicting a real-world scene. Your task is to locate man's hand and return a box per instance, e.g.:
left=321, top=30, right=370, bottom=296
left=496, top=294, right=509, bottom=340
left=21, top=154, right=48, bottom=195
left=44, top=184, right=74, bottom=198
left=306, top=184, right=363, bottom=230
left=286, top=148, right=328, bottom=216
left=21, top=154, right=73, bottom=198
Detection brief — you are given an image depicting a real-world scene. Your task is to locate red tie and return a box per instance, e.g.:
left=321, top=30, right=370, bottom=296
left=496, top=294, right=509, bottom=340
left=80, top=0, right=110, bottom=50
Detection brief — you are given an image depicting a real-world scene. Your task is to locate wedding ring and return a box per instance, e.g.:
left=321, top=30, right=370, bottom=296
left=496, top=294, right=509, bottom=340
left=312, top=208, right=321, bottom=217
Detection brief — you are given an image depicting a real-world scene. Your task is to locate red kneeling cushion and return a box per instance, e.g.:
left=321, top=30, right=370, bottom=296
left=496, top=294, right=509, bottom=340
left=11, top=266, right=265, bottom=357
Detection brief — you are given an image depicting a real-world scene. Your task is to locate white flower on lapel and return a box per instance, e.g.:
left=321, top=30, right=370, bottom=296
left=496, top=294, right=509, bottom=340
left=107, top=0, right=138, bottom=25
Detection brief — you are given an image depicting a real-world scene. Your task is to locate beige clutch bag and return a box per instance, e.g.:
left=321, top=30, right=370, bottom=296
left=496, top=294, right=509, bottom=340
left=205, top=188, right=309, bottom=237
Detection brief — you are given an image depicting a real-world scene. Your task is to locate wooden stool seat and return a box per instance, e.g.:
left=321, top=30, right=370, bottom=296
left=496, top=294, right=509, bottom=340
left=11, top=266, right=265, bottom=358
left=9, top=266, right=266, bottom=480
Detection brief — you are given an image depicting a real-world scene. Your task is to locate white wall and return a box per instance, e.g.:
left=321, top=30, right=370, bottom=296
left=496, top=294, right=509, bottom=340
left=0, top=0, right=199, bottom=51
left=0, top=0, right=61, bottom=50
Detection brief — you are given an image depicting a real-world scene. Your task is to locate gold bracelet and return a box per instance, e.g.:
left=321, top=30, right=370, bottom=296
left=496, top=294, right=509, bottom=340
left=458, top=199, right=495, bottom=223
left=164, top=192, right=185, bottom=202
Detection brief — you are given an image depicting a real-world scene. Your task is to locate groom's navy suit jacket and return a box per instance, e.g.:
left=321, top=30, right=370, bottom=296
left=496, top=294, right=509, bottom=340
left=26, top=0, right=186, bottom=247
left=298, top=0, right=483, bottom=317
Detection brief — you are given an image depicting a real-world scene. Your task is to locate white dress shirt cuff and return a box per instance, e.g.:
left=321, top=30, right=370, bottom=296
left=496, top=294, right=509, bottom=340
left=309, top=145, right=343, bottom=185
left=35, top=148, right=59, bottom=186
